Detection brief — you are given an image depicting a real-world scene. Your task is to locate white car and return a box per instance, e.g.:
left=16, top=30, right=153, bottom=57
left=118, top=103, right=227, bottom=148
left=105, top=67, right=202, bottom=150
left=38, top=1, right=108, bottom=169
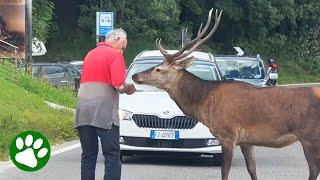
left=119, top=50, right=223, bottom=165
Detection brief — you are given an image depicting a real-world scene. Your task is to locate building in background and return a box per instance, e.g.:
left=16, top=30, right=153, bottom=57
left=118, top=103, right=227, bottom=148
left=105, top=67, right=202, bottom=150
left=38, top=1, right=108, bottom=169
left=0, top=0, right=25, bottom=59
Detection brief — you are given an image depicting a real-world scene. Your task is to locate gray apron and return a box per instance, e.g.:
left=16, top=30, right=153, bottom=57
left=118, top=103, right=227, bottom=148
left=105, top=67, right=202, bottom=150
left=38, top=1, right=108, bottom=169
left=74, top=82, right=119, bottom=129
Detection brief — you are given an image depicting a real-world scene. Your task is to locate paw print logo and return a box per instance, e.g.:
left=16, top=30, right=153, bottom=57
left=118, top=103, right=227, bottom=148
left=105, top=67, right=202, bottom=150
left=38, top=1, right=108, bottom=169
left=10, top=131, right=51, bottom=172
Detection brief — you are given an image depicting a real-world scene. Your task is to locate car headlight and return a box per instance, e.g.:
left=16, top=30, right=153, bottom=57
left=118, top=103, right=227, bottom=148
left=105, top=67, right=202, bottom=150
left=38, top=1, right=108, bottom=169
left=118, top=109, right=133, bottom=120
left=207, top=139, right=220, bottom=146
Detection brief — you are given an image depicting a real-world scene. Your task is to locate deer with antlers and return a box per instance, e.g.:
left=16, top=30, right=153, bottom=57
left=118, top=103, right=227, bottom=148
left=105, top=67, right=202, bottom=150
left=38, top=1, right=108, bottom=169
left=132, top=8, right=320, bottom=180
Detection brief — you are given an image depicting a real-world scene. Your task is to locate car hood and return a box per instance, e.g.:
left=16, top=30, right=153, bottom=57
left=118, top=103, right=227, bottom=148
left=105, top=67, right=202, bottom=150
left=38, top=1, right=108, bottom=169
left=119, top=91, right=184, bottom=118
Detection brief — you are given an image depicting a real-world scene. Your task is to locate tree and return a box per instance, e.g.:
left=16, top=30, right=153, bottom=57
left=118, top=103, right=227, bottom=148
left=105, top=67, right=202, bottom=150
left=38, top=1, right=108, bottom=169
left=32, top=0, right=55, bottom=43
left=78, top=0, right=180, bottom=44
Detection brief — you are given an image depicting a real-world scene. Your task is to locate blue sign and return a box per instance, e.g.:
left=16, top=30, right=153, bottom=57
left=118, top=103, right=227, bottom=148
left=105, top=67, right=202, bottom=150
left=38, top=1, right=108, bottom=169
left=96, top=12, right=114, bottom=36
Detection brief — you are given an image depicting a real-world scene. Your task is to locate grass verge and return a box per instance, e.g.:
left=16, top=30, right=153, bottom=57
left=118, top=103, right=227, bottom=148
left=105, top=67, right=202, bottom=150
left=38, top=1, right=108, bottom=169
left=278, top=61, right=320, bottom=84
left=17, top=73, right=76, bottom=108
left=0, top=61, right=77, bottom=161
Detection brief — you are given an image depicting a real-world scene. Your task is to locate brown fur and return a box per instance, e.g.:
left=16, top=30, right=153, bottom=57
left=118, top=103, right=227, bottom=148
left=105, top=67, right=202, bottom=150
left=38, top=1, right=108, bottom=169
left=133, top=69, right=320, bottom=180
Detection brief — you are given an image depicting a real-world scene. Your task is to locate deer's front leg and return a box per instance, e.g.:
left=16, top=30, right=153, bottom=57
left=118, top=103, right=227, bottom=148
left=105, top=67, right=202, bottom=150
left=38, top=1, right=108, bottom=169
left=240, top=144, right=257, bottom=180
left=220, top=140, right=236, bottom=180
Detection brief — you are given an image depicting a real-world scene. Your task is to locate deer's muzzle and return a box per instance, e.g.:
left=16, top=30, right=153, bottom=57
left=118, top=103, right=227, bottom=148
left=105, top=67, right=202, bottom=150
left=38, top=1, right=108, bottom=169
left=132, top=73, right=142, bottom=84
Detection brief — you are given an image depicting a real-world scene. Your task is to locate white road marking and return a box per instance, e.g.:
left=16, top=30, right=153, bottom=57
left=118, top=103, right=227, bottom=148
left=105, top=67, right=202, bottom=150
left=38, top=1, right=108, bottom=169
left=51, top=142, right=81, bottom=156
left=0, top=141, right=81, bottom=173
left=1, top=101, right=79, bottom=173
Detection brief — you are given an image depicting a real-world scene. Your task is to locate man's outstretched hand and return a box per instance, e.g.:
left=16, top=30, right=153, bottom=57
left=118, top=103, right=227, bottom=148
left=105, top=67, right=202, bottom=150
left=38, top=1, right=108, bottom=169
left=120, top=83, right=136, bottom=95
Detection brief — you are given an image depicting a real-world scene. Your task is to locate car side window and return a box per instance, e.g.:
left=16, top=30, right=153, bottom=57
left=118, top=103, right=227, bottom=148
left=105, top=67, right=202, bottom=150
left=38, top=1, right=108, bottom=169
left=67, top=67, right=78, bottom=77
left=42, top=65, right=66, bottom=79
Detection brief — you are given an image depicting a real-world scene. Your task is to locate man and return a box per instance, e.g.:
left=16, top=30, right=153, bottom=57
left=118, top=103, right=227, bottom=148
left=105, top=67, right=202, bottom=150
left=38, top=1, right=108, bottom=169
left=75, top=28, right=135, bottom=180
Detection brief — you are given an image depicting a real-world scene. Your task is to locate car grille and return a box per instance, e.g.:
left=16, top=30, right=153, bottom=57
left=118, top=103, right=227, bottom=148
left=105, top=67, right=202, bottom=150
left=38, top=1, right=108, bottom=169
left=132, top=114, right=198, bottom=129
left=122, top=137, right=217, bottom=148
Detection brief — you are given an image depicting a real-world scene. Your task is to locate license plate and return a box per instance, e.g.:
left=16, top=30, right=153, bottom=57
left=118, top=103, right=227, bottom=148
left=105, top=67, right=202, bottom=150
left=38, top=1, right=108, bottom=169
left=150, top=130, right=179, bottom=140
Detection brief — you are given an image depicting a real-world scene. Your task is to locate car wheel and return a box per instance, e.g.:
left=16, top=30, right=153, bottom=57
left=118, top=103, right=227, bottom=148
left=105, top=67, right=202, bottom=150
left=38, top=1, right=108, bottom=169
left=212, top=153, right=223, bottom=166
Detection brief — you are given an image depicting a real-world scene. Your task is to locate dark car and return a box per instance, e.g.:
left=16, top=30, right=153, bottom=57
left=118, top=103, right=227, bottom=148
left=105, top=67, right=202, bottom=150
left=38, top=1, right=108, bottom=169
left=20, top=62, right=82, bottom=90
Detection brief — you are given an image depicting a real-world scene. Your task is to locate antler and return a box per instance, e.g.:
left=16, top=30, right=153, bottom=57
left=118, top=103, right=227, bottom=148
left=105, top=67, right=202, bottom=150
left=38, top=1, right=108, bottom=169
left=156, top=9, right=223, bottom=62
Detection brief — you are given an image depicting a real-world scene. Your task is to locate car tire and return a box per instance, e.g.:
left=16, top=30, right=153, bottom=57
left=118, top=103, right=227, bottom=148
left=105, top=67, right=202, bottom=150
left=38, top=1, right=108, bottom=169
left=212, top=153, right=223, bottom=166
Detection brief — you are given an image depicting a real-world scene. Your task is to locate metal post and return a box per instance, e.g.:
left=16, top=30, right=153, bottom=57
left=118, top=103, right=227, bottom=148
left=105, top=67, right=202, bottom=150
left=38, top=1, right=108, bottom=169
left=25, top=0, right=32, bottom=72
left=181, top=26, right=184, bottom=48
left=14, top=49, right=18, bottom=83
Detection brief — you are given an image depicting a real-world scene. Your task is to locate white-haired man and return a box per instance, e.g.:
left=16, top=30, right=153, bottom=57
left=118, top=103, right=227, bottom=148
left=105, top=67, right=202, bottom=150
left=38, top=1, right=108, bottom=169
left=75, top=28, right=135, bottom=180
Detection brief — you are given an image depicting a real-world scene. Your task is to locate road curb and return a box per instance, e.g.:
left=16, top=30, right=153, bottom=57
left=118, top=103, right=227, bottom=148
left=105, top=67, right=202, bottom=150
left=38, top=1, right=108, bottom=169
left=44, top=101, right=76, bottom=113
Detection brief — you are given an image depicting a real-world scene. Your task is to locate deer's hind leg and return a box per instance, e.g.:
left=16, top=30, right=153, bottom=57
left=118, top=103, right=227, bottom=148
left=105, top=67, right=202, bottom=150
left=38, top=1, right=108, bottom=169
left=240, top=144, right=257, bottom=180
left=220, top=139, right=237, bottom=180
left=300, top=139, right=320, bottom=180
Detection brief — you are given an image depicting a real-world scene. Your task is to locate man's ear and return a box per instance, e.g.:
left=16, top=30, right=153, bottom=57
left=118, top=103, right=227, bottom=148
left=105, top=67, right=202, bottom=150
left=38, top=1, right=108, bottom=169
left=172, top=56, right=195, bottom=70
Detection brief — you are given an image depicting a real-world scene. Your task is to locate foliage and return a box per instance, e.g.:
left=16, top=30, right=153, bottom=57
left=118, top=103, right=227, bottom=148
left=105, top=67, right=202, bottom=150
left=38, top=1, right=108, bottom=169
left=295, top=2, right=320, bottom=75
left=78, top=0, right=181, bottom=44
left=32, top=0, right=56, bottom=43
left=42, top=0, right=320, bottom=80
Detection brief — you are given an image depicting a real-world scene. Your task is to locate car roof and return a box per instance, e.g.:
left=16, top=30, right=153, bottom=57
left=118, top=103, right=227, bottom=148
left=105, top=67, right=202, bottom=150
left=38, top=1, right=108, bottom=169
left=29, top=62, right=65, bottom=66
left=214, top=55, right=261, bottom=61
left=132, top=58, right=215, bottom=65
left=69, top=60, right=83, bottom=65
left=135, top=50, right=212, bottom=61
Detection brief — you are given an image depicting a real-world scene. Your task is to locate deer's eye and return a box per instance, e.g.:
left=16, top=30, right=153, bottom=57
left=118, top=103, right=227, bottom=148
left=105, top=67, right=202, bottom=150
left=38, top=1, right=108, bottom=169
left=155, top=68, right=161, bottom=73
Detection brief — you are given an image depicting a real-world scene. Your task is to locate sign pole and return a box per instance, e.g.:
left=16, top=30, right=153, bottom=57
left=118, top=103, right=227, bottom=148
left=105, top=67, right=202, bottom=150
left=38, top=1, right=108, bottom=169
left=25, top=0, right=32, bottom=66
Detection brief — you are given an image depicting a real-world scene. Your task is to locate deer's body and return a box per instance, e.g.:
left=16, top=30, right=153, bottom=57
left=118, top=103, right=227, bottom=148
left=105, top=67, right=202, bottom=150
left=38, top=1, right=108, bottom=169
left=132, top=9, right=320, bottom=180
left=163, top=70, right=320, bottom=180
left=170, top=71, right=320, bottom=148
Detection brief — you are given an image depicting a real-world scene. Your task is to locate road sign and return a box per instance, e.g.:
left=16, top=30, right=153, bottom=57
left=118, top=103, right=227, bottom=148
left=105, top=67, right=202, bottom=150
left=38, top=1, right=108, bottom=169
left=96, top=12, right=114, bottom=36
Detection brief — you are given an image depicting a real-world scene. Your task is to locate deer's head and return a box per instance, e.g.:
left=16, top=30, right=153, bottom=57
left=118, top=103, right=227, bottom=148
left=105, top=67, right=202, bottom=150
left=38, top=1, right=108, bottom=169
left=132, top=9, right=222, bottom=90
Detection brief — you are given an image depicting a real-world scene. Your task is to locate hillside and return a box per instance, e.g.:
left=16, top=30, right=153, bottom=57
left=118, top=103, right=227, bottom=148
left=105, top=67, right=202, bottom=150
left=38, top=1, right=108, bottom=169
left=0, top=78, right=77, bottom=161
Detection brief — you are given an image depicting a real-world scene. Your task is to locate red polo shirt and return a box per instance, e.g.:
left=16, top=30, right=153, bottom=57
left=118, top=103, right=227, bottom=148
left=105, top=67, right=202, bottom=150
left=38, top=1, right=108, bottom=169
left=80, top=42, right=126, bottom=87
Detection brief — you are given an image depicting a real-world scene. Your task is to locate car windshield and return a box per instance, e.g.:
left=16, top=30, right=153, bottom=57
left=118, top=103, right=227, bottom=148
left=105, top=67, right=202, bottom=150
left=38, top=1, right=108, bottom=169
left=126, top=60, right=219, bottom=92
left=215, top=58, right=265, bottom=80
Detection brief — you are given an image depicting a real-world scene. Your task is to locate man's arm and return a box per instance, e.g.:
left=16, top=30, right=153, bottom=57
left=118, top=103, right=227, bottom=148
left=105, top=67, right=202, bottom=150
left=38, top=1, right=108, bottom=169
left=115, top=83, right=136, bottom=95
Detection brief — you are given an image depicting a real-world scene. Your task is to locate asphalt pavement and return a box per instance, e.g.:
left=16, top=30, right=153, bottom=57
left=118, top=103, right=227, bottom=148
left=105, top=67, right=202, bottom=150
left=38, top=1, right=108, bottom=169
left=0, top=141, right=313, bottom=180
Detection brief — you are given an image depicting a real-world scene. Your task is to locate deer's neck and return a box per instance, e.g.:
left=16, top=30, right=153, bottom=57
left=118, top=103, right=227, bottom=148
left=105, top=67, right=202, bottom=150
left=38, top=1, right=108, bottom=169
left=164, top=70, right=217, bottom=120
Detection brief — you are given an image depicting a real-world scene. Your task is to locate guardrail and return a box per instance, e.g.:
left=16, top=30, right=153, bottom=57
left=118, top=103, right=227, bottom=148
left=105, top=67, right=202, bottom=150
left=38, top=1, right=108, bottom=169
left=279, top=83, right=320, bottom=88
left=0, top=39, right=18, bottom=57
left=0, top=40, right=19, bottom=83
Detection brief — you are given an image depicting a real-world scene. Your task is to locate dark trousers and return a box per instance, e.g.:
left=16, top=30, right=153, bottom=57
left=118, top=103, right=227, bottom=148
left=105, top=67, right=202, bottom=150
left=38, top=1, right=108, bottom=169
left=77, top=125, right=121, bottom=180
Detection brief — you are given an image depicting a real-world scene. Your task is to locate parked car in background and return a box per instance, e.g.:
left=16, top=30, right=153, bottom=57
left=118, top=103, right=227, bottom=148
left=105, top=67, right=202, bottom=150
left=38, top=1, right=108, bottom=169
left=119, top=50, right=223, bottom=165
left=19, top=61, right=83, bottom=90
left=214, top=54, right=268, bottom=87
left=69, top=60, right=83, bottom=73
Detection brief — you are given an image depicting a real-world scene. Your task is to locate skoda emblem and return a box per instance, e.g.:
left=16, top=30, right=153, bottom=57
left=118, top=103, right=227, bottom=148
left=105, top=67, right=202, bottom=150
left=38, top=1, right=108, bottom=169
left=163, top=110, right=170, bottom=115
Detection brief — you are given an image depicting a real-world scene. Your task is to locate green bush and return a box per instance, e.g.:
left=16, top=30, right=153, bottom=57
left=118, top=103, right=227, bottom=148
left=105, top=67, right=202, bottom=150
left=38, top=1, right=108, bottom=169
left=278, top=61, right=320, bottom=84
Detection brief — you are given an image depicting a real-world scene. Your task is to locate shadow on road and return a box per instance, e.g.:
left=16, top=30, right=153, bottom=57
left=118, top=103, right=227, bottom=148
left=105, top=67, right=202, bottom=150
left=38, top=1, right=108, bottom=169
left=121, top=155, right=221, bottom=167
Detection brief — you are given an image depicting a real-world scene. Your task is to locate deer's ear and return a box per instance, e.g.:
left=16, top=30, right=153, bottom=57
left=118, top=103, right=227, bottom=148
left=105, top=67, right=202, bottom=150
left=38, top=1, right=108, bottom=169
left=172, top=56, right=195, bottom=70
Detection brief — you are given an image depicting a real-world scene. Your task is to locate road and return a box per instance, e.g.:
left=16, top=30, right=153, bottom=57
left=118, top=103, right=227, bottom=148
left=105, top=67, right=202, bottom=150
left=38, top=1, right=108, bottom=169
left=0, top=141, right=312, bottom=180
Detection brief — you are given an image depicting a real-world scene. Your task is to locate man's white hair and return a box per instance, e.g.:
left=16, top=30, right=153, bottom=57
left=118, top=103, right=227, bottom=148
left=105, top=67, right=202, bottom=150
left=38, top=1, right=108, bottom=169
left=105, top=28, right=127, bottom=42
